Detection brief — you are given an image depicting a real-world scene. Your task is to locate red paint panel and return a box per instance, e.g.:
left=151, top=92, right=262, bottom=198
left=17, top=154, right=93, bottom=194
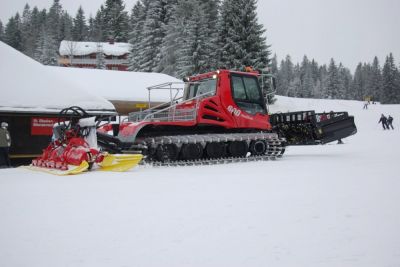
left=31, top=117, right=58, bottom=136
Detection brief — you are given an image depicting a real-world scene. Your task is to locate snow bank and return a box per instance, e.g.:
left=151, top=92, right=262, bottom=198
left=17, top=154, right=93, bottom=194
left=59, top=40, right=131, bottom=56
left=47, top=66, right=184, bottom=102
left=271, top=95, right=371, bottom=114
left=0, top=41, right=115, bottom=114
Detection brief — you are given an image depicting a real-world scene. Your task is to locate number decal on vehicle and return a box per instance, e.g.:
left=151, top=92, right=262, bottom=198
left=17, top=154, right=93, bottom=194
left=227, top=105, right=241, bottom=117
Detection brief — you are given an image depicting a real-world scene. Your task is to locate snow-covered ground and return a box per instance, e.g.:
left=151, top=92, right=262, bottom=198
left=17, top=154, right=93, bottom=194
left=1, top=97, right=399, bottom=267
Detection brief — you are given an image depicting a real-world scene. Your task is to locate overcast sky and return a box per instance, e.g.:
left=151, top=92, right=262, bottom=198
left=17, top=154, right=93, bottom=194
left=1, top=0, right=399, bottom=71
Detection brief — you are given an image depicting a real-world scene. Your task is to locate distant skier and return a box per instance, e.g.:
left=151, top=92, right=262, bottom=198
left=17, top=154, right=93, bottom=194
left=387, top=115, right=394, bottom=130
left=378, top=114, right=389, bottom=130
left=0, top=122, right=11, bottom=167
left=363, top=102, right=369, bottom=109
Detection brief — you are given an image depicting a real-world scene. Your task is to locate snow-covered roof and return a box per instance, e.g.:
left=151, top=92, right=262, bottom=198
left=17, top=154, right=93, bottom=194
left=47, top=66, right=184, bottom=103
left=59, top=40, right=132, bottom=56
left=0, top=41, right=116, bottom=114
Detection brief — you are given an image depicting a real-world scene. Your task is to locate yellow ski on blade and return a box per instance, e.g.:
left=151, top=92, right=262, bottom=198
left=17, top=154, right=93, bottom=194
left=99, top=154, right=143, bottom=172
left=22, top=161, right=90, bottom=176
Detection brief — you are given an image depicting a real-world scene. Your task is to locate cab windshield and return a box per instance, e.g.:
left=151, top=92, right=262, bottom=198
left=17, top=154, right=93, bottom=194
left=231, top=74, right=265, bottom=115
left=184, top=78, right=217, bottom=100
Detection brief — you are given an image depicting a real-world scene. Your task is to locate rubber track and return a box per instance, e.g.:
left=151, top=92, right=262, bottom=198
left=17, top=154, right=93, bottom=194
left=141, top=132, right=286, bottom=167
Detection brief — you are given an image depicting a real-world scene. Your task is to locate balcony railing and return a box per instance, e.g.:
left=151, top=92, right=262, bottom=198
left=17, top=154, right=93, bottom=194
left=128, top=91, right=213, bottom=123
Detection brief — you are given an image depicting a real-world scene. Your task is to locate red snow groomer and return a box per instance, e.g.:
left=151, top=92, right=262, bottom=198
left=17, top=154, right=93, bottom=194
left=97, top=69, right=357, bottom=166
left=30, top=107, right=142, bottom=175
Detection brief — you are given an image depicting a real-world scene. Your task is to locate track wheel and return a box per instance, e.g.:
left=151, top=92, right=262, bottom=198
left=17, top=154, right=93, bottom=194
left=249, top=140, right=267, bottom=156
left=180, top=143, right=203, bottom=160
left=279, top=141, right=287, bottom=156
left=205, top=142, right=227, bottom=158
left=267, top=142, right=278, bottom=155
left=156, top=144, right=179, bottom=162
left=228, top=141, right=248, bottom=157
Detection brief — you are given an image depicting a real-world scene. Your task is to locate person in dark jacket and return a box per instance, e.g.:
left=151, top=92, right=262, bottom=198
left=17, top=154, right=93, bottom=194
left=0, top=122, right=12, bottom=167
left=387, top=115, right=394, bottom=129
left=378, top=114, right=389, bottom=130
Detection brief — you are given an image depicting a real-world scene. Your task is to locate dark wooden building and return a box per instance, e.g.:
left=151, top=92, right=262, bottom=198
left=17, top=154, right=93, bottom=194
left=0, top=110, right=115, bottom=165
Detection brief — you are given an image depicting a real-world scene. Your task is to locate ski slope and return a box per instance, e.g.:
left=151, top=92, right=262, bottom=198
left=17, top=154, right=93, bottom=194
left=0, top=97, right=399, bottom=267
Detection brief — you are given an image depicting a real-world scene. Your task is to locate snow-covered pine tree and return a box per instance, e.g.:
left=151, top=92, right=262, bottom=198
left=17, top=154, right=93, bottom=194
left=137, top=0, right=170, bottom=72
left=162, top=0, right=178, bottom=28
left=301, top=65, right=314, bottom=98
left=103, top=0, right=129, bottom=42
left=129, top=0, right=144, bottom=30
left=87, top=16, right=96, bottom=41
left=370, top=56, right=383, bottom=102
left=351, top=63, right=364, bottom=101
left=217, top=0, right=236, bottom=68
left=276, top=60, right=286, bottom=96
left=318, top=64, right=328, bottom=98
left=159, top=0, right=219, bottom=77
left=0, top=20, right=4, bottom=41
left=174, top=0, right=211, bottom=77
left=310, top=59, right=320, bottom=84
left=312, top=79, right=323, bottom=99
left=276, top=55, right=294, bottom=96
left=298, top=56, right=312, bottom=98
left=151, top=0, right=177, bottom=73
left=270, top=54, right=278, bottom=76
left=381, top=53, right=400, bottom=104
left=93, top=5, right=106, bottom=41
left=60, top=11, right=73, bottom=41
left=198, top=0, right=220, bottom=71
left=38, top=8, right=48, bottom=26
left=288, top=77, right=301, bottom=98
left=28, top=7, right=47, bottom=55
left=217, top=0, right=270, bottom=70
left=156, top=1, right=179, bottom=75
left=308, top=59, right=321, bottom=98
left=398, top=63, right=400, bottom=100
left=4, top=14, right=23, bottom=51
left=326, top=58, right=340, bottom=99
left=299, top=56, right=309, bottom=81
left=289, top=63, right=302, bottom=97
left=20, top=4, right=34, bottom=56
left=34, top=27, right=58, bottom=66
left=362, top=63, right=374, bottom=100
left=398, top=63, right=400, bottom=101
left=47, top=0, right=63, bottom=43
left=337, top=63, right=352, bottom=99
left=128, top=0, right=149, bottom=71
left=288, top=64, right=301, bottom=97
left=72, top=6, right=88, bottom=41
